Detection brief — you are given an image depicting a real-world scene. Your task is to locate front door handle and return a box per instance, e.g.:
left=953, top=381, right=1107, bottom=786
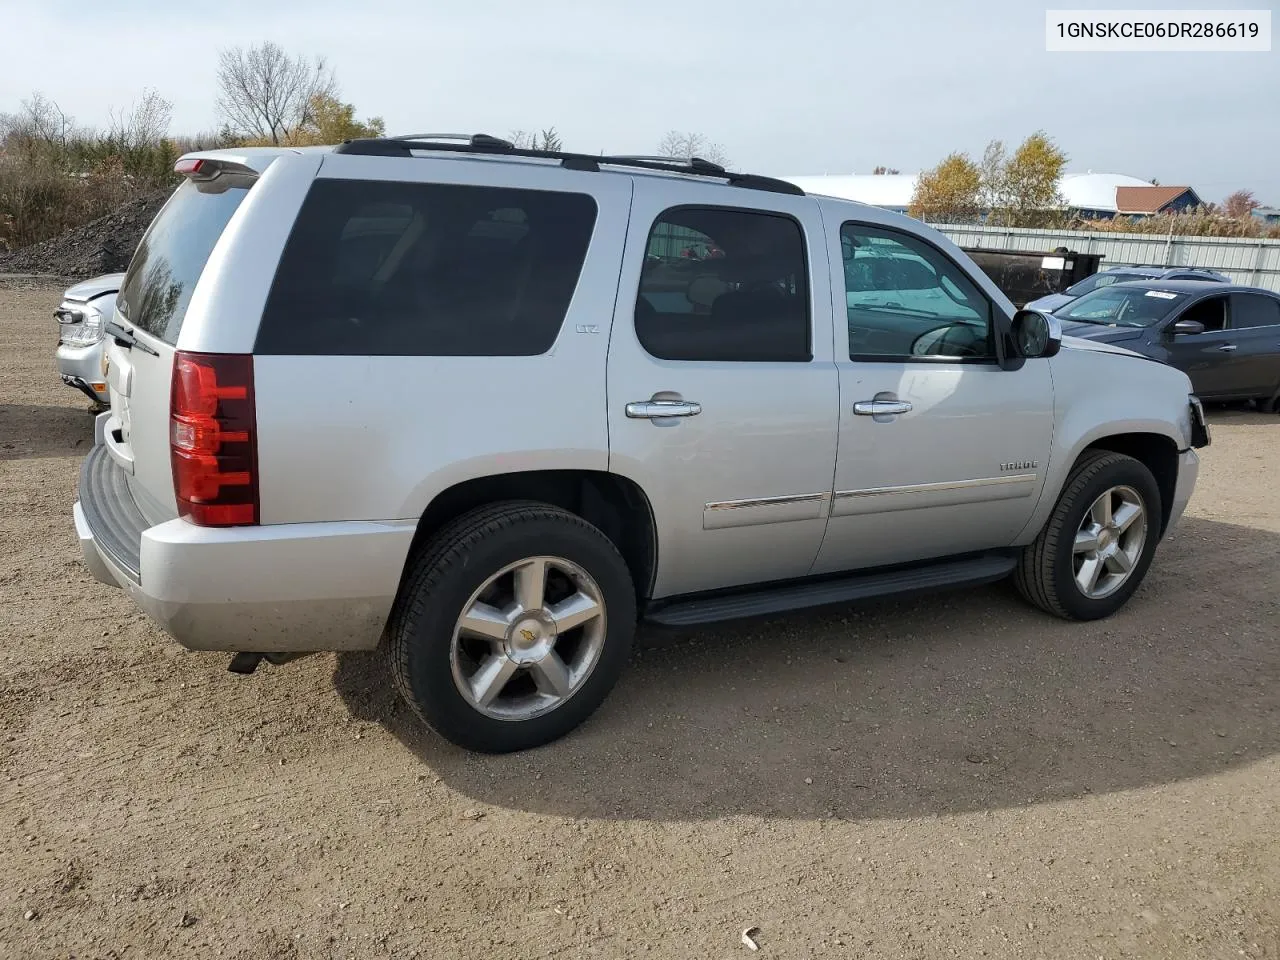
left=853, top=399, right=913, bottom=417
left=1218, top=343, right=1238, bottom=352
left=626, top=399, right=702, bottom=419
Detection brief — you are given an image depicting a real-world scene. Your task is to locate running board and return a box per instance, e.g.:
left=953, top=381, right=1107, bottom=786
left=643, top=552, right=1017, bottom=628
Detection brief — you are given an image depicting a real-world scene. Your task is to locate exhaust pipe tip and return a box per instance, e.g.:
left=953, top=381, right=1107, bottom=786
left=227, top=652, right=263, bottom=674
left=227, top=652, right=309, bottom=675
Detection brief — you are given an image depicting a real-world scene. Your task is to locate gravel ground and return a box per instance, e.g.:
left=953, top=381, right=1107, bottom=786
left=0, top=190, right=168, bottom=280
left=2, top=284, right=1279, bottom=960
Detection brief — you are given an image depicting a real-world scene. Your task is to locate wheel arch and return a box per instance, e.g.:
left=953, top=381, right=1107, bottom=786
left=1081, top=432, right=1179, bottom=536
left=404, top=470, right=658, bottom=602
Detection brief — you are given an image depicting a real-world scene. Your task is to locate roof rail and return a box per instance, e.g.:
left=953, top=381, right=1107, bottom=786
left=331, top=133, right=804, bottom=196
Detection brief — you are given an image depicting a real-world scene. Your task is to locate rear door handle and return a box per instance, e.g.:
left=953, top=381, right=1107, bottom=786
left=1218, top=343, right=1238, bottom=352
left=626, top=399, right=702, bottom=419
left=853, top=399, right=913, bottom=417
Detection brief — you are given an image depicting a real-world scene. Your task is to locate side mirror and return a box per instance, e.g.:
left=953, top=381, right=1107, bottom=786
left=1170, top=319, right=1205, bottom=337
left=1010, top=308, right=1062, bottom=360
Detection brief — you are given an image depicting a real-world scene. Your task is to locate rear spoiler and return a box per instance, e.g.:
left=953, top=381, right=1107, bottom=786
left=174, top=157, right=260, bottom=182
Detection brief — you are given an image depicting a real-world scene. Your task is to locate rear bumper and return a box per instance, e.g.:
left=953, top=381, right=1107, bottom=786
left=1166, top=448, right=1199, bottom=535
left=76, top=445, right=415, bottom=652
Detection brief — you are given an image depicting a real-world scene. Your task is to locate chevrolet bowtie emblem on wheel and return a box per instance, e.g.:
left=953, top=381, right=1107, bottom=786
left=519, top=628, right=537, bottom=642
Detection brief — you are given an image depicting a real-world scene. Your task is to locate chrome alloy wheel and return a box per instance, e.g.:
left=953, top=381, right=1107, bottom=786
left=449, top=556, right=607, bottom=721
left=1072, top=485, right=1148, bottom=600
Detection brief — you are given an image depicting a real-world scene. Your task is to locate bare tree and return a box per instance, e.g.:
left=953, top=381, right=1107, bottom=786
left=216, top=42, right=337, bottom=145
left=106, top=89, right=173, bottom=149
left=508, top=127, right=563, bottom=151
left=0, top=92, right=77, bottom=150
left=872, top=165, right=901, bottom=175
left=657, top=131, right=729, bottom=167
left=1223, top=189, right=1260, bottom=220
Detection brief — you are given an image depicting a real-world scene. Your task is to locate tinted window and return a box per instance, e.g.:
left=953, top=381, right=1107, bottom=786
left=840, top=223, right=993, bottom=360
left=1180, top=296, right=1228, bottom=332
left=1059, top=287, right=1185, bottom=327
left=256, top=179, right=597, bottom=356
left=117, top=179, right=252, bottom=343
left=1064, top=271, right=1149, bottom=296
left=1231, top=293, right=1280, bottom=328
left=634, top=207, right=810, bottom=362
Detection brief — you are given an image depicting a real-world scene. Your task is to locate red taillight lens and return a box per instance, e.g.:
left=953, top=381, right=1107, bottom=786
left=170, top=351, right=258, bottom=526
left=174, top=157, right=205, bottom=176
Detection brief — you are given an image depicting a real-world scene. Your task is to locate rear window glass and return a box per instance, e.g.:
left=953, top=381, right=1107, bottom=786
left=117, top=178, right=251, bottom=343
left=255, top=179, right=598, bottom=356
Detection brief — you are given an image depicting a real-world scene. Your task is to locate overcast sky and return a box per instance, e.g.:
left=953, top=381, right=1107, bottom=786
left=4, top=0, right=1278, bottom=202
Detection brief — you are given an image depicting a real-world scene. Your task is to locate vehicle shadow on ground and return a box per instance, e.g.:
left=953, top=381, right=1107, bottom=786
left=1206, top=405, right=1279, bottom=428
left=333, top=514, right=1280, bottom=822
left=0, top=402, right=95, bottom=460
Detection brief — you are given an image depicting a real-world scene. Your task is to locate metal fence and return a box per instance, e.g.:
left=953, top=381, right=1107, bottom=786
left=933, top=223, right=1280, bottom=293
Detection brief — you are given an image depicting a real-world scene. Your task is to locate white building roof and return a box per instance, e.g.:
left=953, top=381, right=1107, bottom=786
left=780, top=171, right=1157, bottom=214
left=1058, top=173, right=1154, bottom=211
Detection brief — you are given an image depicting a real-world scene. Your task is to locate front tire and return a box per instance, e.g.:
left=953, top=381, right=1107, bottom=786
left=388, top=501, right=636, bottom=753
left=1015, top=451, right=1162, bottom=620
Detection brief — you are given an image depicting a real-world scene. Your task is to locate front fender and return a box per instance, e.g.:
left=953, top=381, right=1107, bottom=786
left=1014, top=348, right=1191, bottom=544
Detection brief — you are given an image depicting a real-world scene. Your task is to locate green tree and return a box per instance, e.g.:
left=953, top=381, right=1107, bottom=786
left=293, top=93, right=385, bottom=144
left=908, top=152, right=981, bottom=222
left=981, top=132, right=1067, bottom=226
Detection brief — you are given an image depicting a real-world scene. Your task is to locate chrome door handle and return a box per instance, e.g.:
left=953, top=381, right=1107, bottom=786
left=853, top=399, right=913, bottom=417
left=626, top=399, right=702, bottom=419
left=1218, top=343, right=1238, bottom=352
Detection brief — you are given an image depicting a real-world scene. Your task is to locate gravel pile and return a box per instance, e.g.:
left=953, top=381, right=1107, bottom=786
left=0, top=189, right=171, bottom=280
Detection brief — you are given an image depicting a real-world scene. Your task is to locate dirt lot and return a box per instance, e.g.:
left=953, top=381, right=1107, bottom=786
left=2, top=282, right=1279, bottom=960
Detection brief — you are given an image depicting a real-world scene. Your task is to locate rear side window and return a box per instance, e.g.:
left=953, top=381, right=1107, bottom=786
left=1231, top=293, right=1280, bottom=328
left=117, top=179, right=251, bottom=343
left=634, top=207, right=810, bottom=362
left=256, top=179, right=597, bottom=356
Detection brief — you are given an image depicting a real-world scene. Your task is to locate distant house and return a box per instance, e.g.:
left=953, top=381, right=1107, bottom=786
left=1114, top=185, right=1203, bottom=217
left=1252, top=206, right=1280, bottom=225
left=779, top=171, right=1205, bottom=220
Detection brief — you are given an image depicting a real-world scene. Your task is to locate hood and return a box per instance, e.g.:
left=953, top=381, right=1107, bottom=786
left=1058, top=320, right=1145, bottom=344
left=1025, top=292, right=1074, bottom=312
left=1060, top=334, right=1150, bottom=360
left=63, top=273, right=126, bottom=303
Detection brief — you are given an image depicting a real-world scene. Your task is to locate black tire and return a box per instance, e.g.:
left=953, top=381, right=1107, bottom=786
left=387, top=501, right=636, bottom=753
left=1014, top=451, right=1162, bottom=621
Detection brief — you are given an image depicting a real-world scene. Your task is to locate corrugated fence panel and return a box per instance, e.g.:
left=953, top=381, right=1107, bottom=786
left=932, top=224, right=1280, bottom=292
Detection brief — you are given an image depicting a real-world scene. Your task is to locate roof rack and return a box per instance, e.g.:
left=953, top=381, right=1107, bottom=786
left=331, top=133, right=804, bottom=196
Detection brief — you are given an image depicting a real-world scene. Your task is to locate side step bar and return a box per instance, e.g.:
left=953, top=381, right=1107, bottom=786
left=643, top=552, right=1016, bottom=628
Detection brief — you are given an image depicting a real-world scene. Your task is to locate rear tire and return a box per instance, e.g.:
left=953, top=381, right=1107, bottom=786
left=1014, top=451, right=1162, bottom=621
left=387, top=501, right=636, bottom=753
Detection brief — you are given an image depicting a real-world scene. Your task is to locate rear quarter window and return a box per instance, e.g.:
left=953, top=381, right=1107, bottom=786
left=254, top=179, right=598, bottom=356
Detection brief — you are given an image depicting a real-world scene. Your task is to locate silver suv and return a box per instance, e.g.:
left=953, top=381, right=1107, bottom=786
left=75, top=135, right=1210, bottom=753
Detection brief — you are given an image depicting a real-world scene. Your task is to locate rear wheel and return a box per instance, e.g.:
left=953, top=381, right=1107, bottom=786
left=1015, top=451, right=1162, bottom=620
left=388, top=501, right=636, bottom=753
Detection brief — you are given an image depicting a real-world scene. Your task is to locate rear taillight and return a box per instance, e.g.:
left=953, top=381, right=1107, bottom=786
left=170, top=351, right=259, bottom=526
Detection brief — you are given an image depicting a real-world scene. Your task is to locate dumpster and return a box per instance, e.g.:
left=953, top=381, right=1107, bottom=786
left=961, top=247, right=1103, bottom=308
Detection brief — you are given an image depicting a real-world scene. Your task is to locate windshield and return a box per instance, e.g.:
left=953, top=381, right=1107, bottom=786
left=1064, top=271, right=1152, bottom=297
left=1057, top=286, right=1185, bottom=327
left=117, top=178, right=252, bottom=344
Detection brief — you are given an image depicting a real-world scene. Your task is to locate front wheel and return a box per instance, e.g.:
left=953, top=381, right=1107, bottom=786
left=387, top=502, right=636, bottom=753
left=1015, top=451, right=1162, bottom=620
